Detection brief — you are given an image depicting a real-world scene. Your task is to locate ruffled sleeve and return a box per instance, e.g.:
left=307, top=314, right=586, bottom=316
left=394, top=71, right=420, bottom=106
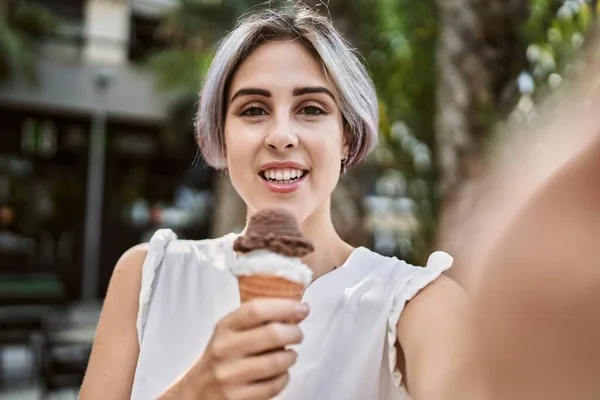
left=136, top=229, right=178, bottom=345
left=387, top=251, right=454, bottom=387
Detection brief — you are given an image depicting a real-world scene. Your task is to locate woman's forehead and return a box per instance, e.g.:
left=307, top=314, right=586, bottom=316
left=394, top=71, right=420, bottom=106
left=228, top=41, right=334, bottom=96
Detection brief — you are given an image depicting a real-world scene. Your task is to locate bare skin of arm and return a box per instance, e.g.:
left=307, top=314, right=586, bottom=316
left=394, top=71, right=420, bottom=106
left=397, top=275, right=488, bottom=400
left=475, top=134, right=600, bottom=400
left=78, top=244, right=148, bottom=399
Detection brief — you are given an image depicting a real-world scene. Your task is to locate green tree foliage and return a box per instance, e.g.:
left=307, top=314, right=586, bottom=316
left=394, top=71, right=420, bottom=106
left=358, top=0, right=439, bottom=261
left=0, top=0, right=60, bottom=83
left=521, top=0, right=596, bottom=100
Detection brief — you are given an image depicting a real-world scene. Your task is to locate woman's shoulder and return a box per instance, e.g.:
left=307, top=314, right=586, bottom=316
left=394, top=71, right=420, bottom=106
left=341, top=247, right=454, bottom=300
left=112, top=230, right=237, bottom=289
left=350, top=246, right=454, bottom=272
left=142, top=229, right=237, bottom=261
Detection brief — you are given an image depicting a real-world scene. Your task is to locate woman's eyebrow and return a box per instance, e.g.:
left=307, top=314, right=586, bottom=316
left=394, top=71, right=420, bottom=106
left=230, top=88, right=271, bottom=103
left=293, top=86, right=335, bottom=100
left=229, top=86, right=335, bottom=103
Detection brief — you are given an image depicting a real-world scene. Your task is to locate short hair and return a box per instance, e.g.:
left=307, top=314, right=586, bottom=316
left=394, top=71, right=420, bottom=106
left=195, top=4, right=379, bottom=170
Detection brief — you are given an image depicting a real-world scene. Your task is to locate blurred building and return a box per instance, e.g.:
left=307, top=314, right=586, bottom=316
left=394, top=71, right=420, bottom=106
left=0, top=0, right=214, bottom=306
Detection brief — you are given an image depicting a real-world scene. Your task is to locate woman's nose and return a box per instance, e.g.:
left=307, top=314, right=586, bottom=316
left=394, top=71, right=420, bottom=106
left=264, top=115, right=298, bottom=150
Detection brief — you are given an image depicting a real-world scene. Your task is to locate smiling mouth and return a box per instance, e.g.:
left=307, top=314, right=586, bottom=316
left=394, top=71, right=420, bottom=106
left=259, top=168, right=309, bottom=185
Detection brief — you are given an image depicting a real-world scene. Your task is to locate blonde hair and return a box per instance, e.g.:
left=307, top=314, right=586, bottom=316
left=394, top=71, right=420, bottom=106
left=195, top=4, right=379, bottom=170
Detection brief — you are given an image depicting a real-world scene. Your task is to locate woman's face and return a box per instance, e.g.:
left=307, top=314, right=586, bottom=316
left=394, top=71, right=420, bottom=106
left=224, top=40, right=348, bottom=223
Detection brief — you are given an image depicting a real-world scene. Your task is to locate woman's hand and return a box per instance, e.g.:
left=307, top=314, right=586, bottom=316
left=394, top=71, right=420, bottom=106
left=160, top=298, right=309, bottom=400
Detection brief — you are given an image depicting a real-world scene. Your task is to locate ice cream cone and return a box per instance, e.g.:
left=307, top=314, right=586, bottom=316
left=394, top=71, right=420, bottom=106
left=237, top=274, right=305, bottom=303
left=231, top=208, right=314, bottom=305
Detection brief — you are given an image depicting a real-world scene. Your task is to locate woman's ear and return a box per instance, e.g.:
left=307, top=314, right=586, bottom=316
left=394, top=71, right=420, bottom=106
left=340, top=129, right=351, bottom=175
left=342, top=146, right=350, bottom=162
left=342, top=126, right=351, bottom=162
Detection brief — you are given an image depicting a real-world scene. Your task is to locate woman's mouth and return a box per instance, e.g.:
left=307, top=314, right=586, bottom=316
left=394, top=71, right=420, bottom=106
left=258, top=168, right=308, bottom=193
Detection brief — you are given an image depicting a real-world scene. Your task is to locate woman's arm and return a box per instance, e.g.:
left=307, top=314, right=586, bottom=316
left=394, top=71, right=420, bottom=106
left=396, top=275, right=487, bottom=400
left=79, top=244, right=148, bottom=399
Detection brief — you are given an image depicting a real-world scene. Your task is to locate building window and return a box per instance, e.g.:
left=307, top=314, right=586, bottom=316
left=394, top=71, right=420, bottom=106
left=129, top=15, right=167, bottom=62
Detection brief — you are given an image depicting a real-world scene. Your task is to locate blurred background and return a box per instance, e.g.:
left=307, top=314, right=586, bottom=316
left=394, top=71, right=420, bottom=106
left=0, top=0, right=597, bottom=398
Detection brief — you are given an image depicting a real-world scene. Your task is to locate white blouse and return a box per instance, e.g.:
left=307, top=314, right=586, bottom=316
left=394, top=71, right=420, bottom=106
left=130, top=229, right=453, bottom=400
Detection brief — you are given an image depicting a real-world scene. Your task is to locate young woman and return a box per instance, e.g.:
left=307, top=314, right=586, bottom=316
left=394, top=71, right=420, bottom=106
left=80, top=6, right=479, bottom=400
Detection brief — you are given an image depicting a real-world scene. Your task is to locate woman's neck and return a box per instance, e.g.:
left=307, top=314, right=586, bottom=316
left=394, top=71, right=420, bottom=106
left=303, top=205, right=354, bottom=280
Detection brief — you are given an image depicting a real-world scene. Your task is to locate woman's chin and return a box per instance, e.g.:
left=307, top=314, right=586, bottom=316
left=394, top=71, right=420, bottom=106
left=249, top=201, right=309, bottom=223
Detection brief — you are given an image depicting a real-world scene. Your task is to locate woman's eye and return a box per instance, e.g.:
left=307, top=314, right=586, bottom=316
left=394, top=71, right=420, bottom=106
left=240, top=106, right=267, bottom=117
left=300, top=106, right=324, bottom=116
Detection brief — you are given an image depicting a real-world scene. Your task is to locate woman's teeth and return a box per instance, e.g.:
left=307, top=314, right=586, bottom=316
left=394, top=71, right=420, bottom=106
left=262, top=168, right=305, bottom=183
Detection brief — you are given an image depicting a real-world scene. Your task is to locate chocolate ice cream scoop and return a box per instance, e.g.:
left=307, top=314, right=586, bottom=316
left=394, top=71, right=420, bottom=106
left=233, top=208, right=314, bottom=258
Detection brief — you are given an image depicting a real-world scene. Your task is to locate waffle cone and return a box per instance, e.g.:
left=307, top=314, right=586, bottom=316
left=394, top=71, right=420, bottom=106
left=237, top=274, right=305, bottom=303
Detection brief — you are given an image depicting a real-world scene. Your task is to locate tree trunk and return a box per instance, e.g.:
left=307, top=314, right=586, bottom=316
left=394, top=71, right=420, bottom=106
left=210, top=175, right=246, bottom=238
left=434, top=0, right=529, bottom=260
left=0, top=2, right=7, bottom=21
left=331, top=172, right=371, bottom=247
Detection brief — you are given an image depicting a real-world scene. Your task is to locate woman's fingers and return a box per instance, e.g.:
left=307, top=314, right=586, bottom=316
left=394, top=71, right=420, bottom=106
left=201, top=299, right=308, bottom=399
left=224, top=299, right=309, bottom=331
left=237, top=322, right=304, bottom=356
left=227, top=373, right=291, bottom=400
left=211, top=322, right=303, bottom=360
left=215, top=349, right=297, bottom=384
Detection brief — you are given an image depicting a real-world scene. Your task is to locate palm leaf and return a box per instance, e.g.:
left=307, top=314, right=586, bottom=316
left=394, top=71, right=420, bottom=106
left=0, top=2, right=60, bottom=84
left=0, top=21, right=36, bottom=83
